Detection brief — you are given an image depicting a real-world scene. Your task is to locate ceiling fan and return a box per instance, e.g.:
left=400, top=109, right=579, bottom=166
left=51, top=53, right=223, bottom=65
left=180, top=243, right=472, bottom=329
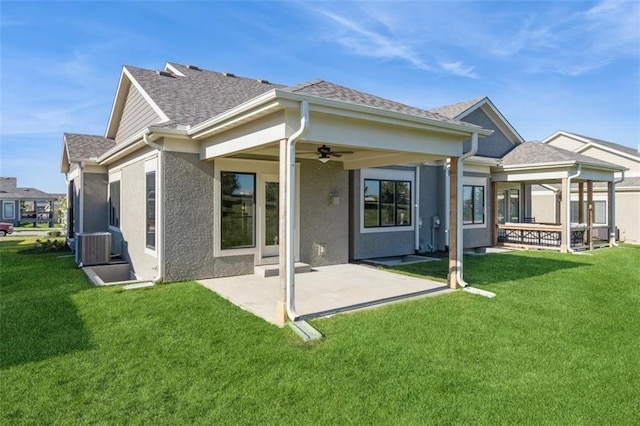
left=300, top=144, right=354, bottom=163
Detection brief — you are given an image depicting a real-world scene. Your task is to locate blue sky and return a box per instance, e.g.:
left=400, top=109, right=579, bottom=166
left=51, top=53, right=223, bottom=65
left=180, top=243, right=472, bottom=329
left=1, top=0, right=638, bottom=193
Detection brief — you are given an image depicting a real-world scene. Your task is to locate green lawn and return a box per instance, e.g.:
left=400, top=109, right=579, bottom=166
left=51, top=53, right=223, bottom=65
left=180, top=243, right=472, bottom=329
left=1, top=237, right=639, bottom=424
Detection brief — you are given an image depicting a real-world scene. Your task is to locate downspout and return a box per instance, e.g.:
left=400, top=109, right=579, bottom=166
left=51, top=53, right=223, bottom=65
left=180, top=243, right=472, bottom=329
left=79, top=161, right=85, bottom=234
left=566, top=164, right=582, bottom=253
left=610, top=170, right=625, bottom=246
left=286, top=100, right=310, bottom=321
left=143, top=133, right=164, bottom=284
left=415, top=164, right=421, bottom=252
left=455, top=133, right=478, bottom=288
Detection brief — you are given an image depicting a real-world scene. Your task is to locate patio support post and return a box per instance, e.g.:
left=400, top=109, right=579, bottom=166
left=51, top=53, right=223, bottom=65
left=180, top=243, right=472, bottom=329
left=608, top=181, right=616, bottom=246
left=448, top=158, right=459, bottom=289
left=560, top=177, right=569, bottom=253
left=277, top=138, right=288, bottom=326
left=578, top=182, right=584, bottom=223
left=491, top=181, right=498, bottom=246
left=587, top=180, right=593, bottom=250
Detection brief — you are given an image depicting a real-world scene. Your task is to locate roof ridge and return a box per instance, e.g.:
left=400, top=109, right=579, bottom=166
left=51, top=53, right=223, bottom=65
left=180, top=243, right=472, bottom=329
left=285, top=79, right=324, bottom=93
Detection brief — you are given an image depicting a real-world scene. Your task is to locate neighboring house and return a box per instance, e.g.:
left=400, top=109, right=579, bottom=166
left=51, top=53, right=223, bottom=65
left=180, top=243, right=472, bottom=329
left=535, top=131, right=640, bottom=244
left=60, top=62, right=624, bottom=322
left=0, top=177, right=64, bottom=227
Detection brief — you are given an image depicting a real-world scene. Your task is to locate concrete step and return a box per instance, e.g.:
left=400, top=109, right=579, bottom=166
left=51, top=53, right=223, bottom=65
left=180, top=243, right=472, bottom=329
left=254, top=262, right=311, bottom=278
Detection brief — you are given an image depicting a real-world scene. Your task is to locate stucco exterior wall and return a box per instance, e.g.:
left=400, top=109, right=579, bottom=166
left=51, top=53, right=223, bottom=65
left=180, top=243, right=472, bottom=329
left=110, top=159, right=158, bottom=280
left=616, top=190, right=640, bottom=243
left=461, top=108, right=515, bottom=158
left=82, top=172, right=108, bottom=233
left=299, top=159, right=349, bottom=266
left=163, top=152, right=216, bottom=281
left=530, top=188, right=558, bottom=223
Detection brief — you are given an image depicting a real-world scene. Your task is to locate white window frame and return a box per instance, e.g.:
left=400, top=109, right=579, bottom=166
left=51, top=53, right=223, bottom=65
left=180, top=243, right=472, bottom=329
left=108, top=171, right=122, bottom=231
left=2, top=201, right=15, bottom=219
left=144, top=159, right=158, bottom=256
left=462, top=176, right=487, bottom=230
left=360, top=168, right=415, bottom=234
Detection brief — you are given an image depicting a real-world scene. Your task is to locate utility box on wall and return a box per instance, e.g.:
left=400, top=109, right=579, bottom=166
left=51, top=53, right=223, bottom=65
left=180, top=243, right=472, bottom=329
left=76, top=232, right=111, bottom=266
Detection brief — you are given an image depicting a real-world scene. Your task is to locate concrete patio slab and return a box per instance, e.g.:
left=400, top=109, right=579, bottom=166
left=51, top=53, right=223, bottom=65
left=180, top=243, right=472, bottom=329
left=198, top=263, right=451, bottom=326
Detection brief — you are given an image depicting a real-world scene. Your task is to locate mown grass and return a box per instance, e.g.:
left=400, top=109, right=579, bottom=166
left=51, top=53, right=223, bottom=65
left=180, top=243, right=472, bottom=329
left=1, top=237, right=639, bottom=424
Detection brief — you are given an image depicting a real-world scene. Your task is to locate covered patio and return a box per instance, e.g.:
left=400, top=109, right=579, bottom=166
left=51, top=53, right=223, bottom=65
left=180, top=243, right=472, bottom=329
left=198, top=263, right=451, bottom=326
left=491, top=143, right=625, bottom=252
left=189, top=87, right=492, bottom=325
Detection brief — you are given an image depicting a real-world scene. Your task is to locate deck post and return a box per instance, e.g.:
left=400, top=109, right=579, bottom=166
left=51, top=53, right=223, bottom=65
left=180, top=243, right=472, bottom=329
left=578, top=182, right=584, bottom=223
left=560, top=177, right=568, bottom=253
left=448, top=158, right=459, bottom=289
left=276, top=138, right=288, bottom=326
left=587, top=180, right=593, bottom=250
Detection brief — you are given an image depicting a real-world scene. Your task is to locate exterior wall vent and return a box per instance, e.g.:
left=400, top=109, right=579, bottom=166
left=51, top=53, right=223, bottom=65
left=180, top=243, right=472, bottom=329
left=223, top=72, right=236, bottom=77
left=187, top=64, right=201, bottom=70
left=156, top=70, right=174, bottom=77
left=76, top=232, right=111, bottom=266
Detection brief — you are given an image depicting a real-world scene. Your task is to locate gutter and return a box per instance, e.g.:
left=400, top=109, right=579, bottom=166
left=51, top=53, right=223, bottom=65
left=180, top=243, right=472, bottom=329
left=143, top=133, right=164, bottom=284
left=454, top=134, right=495, bottom=298
left=285, top=100, right=309, bottom=322
left=454, top=133, right=478, bottom=288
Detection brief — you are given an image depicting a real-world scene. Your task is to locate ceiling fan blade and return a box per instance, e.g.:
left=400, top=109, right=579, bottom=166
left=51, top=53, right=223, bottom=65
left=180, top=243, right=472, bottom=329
left=331, top=150, right=354, bottom=154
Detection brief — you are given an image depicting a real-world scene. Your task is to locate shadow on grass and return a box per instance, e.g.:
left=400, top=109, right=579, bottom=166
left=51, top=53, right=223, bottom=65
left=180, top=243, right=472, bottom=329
left=391, top=251, right=590, bottom=286
left=0, top=238, right=95, bottom=369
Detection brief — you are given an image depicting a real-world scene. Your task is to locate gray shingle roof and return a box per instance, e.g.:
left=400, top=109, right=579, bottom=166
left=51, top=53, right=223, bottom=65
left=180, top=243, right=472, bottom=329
left=0, top=177, right=62, bottom=199
left=560, top=131, right=640, bottom=158
left=427, top=97, right=485, bottom=119
left=281, top=80, right=471, bottom=126
left=64, top=133, right=116, bottom=161
left=500, top=142, right=624, bottom=170
left=125, top=63, right=284, bottom=127
left=125, top=64, right=476, bottom=129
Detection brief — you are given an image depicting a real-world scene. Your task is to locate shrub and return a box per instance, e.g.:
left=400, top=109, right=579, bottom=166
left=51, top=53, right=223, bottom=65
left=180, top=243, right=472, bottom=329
left=19, top=239, right=69, bottom=254
left=47, top=230, right=62, bottom=237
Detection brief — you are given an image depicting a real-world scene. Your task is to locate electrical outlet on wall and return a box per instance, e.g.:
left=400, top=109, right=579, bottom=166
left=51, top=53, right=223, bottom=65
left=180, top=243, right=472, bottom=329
left=317, top=243, right=327, bottom=256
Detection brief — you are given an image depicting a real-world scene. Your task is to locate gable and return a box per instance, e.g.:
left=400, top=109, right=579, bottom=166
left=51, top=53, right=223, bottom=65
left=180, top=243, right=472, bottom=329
left=114, top=83, right=162, bottom=144
left=545, top=134, right=588, bottom=151
left=461, top=108, right=517, bottom=158
left=579, top=146, right=639, bottom=172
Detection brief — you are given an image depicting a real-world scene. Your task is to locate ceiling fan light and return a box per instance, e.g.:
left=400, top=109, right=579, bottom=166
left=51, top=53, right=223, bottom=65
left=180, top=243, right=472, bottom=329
left=318, top=156, right=330, bottom=163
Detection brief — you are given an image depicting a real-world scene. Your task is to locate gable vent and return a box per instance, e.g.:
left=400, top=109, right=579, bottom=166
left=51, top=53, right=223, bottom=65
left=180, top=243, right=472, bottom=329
left=257, top=79, right=270, bottom=84
left=223, top=72, right=236, bottom=77
left=187, top=64, right=201, bottom=71
left=156, top=70, right=174, bottom=77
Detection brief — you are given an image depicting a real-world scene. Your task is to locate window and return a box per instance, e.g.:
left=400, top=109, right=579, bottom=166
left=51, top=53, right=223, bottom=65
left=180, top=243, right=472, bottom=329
left=3, top=202, right=15, bottom=219
left=146, top=172, right=156, bottom=249
left=571, top=201, right=606, bottom=224
left=463, top=185, right=485, bottom=225
left=509, top=189, right=520, bottom=222
left=109, top=181, right=120, bottom=228
left=221, top=172, right=255, bottom=249
left=364, top=179, right=411, bottom=228
left=497, top=192, right=506, bottom=224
